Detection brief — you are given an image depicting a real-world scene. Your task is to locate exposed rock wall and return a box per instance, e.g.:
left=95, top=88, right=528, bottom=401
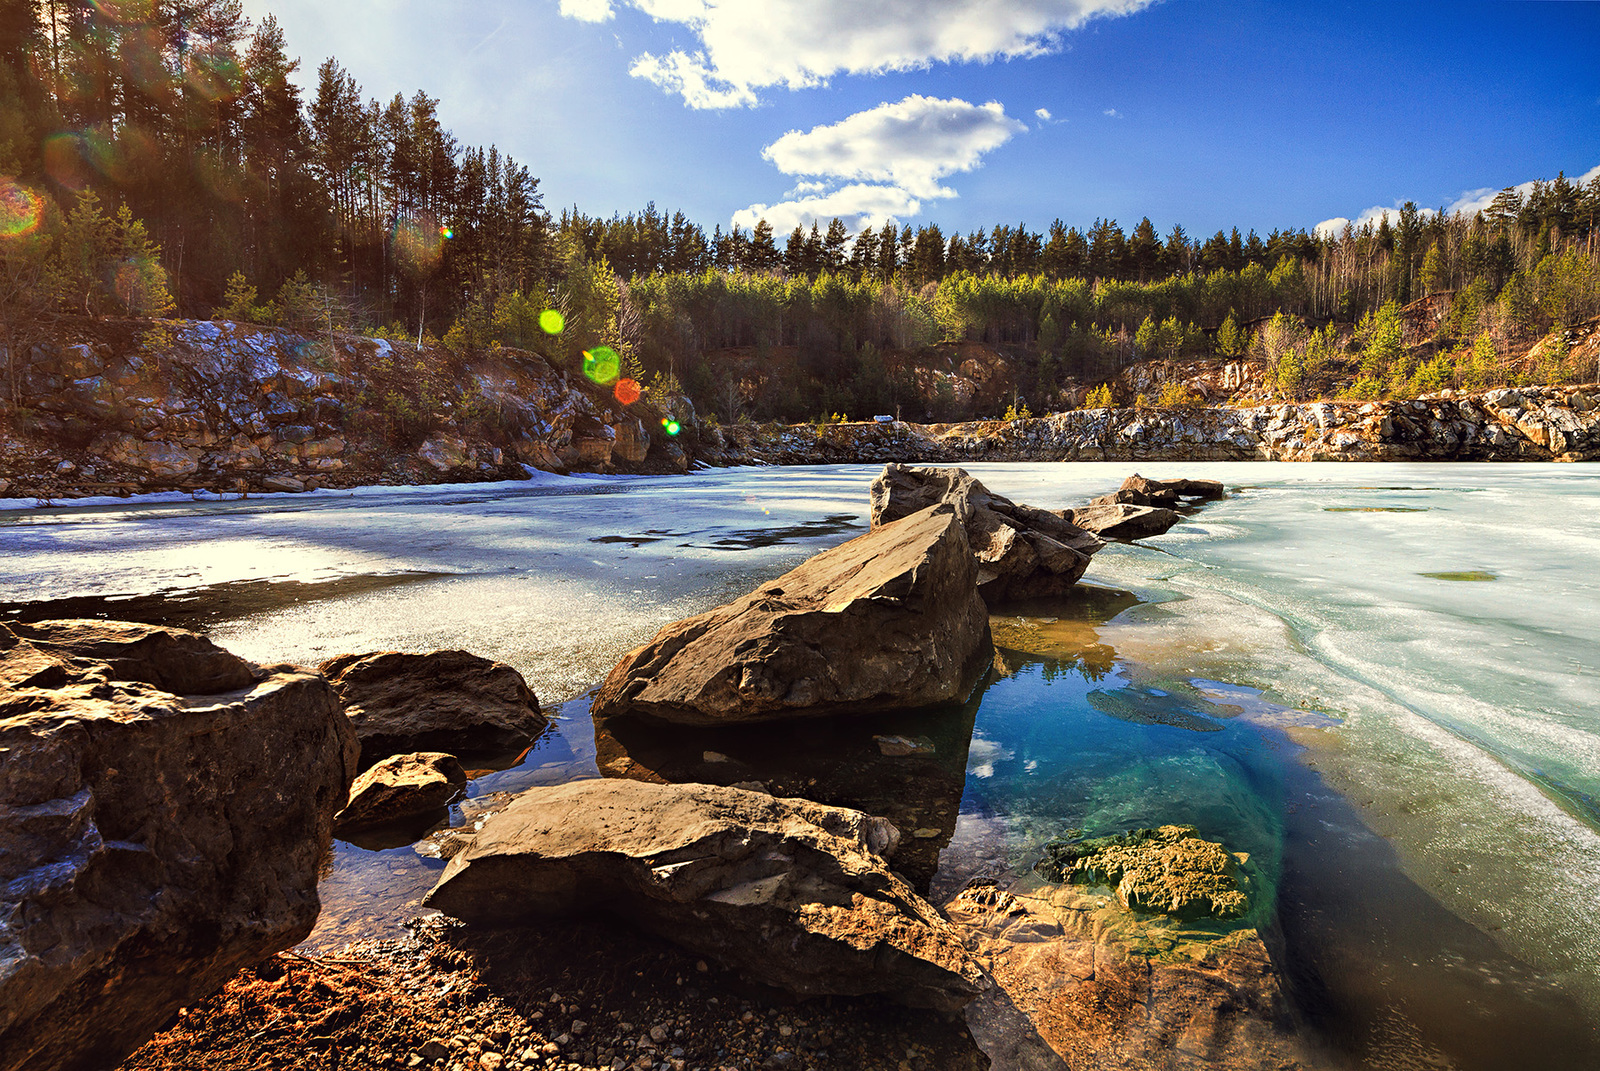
left=698, top=386, right=1600, bottom=465
left=0, top=319, right=687, bottom=500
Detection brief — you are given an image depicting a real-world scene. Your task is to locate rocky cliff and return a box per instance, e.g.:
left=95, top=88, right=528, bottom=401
left=0, top=318, right=687, bottom=501
left=699, top=385, right=1600, bottom=465
left=3, top=318, right=1597, bottom=505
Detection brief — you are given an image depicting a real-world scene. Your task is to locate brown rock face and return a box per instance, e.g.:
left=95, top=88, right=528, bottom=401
left=1065, top=502, right=1183, bottom=541
left=591, top=505, right=991, bottom=726
left=318, top=650, right=546, bottom=768
left=333, top=751, right=468, bottom=834
left=868, top=464, right=1104, bottom=605
left=424, top=779, right=987, bottom=1011
left=0, top=622, right=358, bottom=1071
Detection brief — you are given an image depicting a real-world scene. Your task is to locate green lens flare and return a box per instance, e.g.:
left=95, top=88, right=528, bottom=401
left=661, top=418, right=681, bottom=436
left=539, top=309, right=564, bottom=335
left=583, top=346, right=620, bottom=385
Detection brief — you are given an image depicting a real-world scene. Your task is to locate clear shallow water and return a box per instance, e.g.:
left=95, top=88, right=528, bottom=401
left=5, top=462, right=1600, bottom=1067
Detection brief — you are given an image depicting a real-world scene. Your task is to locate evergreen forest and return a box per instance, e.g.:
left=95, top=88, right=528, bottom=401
left=3, top=1, right=1599, bottom=422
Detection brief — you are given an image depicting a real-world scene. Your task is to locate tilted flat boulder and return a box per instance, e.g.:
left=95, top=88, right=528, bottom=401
left=1064, top=502, right=1183, bottom=540
left=333, top=751, right=468, bottom=834
left=0, top=622, right=358, bottom=1071
left=424, top=779, right=987, bottom=1011
left=318, top=649, right=546, bottom=767
left=869, top=465, right=1105, bottom=605
left=591, top=505, right=990, bottom=726
left=1122, top=473, right=1225, bottom=501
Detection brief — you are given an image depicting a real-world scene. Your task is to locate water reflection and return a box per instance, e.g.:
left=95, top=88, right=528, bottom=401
left=592, top=692, right=980, bottom=893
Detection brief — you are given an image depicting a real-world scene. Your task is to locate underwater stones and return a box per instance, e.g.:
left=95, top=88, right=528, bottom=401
left=947, top=882, right=1294, bottom=1070
left=0, top=623, right=358, bottom=1071
left=424, top=779, right=987, bottom=1011
left=592, top=505, right=990, bottom=726
left=318, top=649, right=546, bottom=768
left=334, top=751, right=468, bottom=834
left=868, top=464, right=1104, bottom=605
left=1034, top=824, right=1250, bottom=920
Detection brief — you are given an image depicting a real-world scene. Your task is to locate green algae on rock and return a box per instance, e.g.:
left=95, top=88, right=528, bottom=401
left=1034, top=824, right=1250, bottom=920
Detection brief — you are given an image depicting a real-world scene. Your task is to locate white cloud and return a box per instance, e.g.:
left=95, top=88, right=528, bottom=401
left=1317, top=163, right=1600, bottom=237
left=763, top=95, right=1025, bottom=199
left=559, top=0, right=615, bottom=22
left=1102, top=107, right=1122, bottom=119
left=1035, top=107, right=1052, bottom=121
left=566, top=0, right=1157, bottom=108
left=732, top=183, right=922, bottom=233
left=735, top=95, right=1025, bottom=233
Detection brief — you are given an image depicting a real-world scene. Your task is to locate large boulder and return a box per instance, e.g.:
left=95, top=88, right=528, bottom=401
left=424, top=779, right=987, bottom=1011
left=6, top=619, right=258, bottom=695
left=1064, top=502, right=1183, bottom=540
left=869, top=465, right=1104, bottom=605
left=318, top=650, right=546, bottom=768
left=0, top=622, right=358, bottom=1071
left=333, top=751, right=468, bottom=835
left=590, top=505, right=990, bottom=726
left=1123, top=473, right=1225, bottom=501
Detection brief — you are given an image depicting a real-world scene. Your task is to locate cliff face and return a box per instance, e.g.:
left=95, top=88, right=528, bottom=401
left=698, top=387, right=1600, bottom=466
left=2, top=318, right=1596, bottom=504
left=0, top=318, right=687, bottom=501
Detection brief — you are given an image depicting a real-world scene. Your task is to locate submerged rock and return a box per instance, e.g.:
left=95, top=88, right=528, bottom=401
left=318, top=649, right=546, bottom=768
left=334, top=751, right=468, bottom=834
left=869, top=464, right=1105, bottom=605
left=0, top=622, right=358, bottom=1071
left=1035, top=824, right=1250, bottom=920
left=591, top=504, right=990, bottom=726
left=424, top=779, right=987, bottom=1011
left=948, top=881, right=1297, bottom=1070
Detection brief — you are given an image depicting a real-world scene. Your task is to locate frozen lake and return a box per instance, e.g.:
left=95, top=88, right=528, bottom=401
left=6, top=461, right=1599, bottom=1067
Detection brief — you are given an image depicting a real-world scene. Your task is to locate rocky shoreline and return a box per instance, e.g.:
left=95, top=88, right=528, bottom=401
left=1, top=465, right=1322, bottom=1071
left=1, top=317, right=1596, bottom=507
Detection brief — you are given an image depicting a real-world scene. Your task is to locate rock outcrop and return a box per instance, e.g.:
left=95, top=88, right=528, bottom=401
left=318, top=649, right=546, bottom=768
left=693, top=386, right=1600, bottom=466
left=590, top=505, right=991, bottom=726
left=424, top=779, right=987, bottom=1011
left=334, top=751, right=468, bottom=834
left=0, top=621, right=358, bottom=1071
left=869, top=465, right=1105, bottom=605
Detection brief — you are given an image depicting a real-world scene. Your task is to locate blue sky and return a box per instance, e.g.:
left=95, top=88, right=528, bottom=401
left=238, top=0, right=1600, bottom=239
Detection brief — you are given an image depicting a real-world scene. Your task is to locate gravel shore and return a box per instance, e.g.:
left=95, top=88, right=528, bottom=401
left=120, top=916, right=990, bottom=1071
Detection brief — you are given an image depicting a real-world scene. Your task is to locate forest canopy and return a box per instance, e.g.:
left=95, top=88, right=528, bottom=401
left=2, top=0, right=1598, bottom=420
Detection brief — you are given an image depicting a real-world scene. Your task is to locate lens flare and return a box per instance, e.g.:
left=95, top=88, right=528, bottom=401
left=539, top=309, right=564, bottom=335
left=583, top=346, right=620, bottom=385
left=660, top=417, right=681, bottom=436
left=441, top=226, right=454, bottom=240
left=391, top=213, right=445, bottom=275
left=613, top=378, right=641, bottom=405
left=0, top=180, right=44, bottom=240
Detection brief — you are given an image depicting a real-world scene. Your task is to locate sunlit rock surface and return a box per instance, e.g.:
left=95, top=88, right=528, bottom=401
left=868, top=464, right=1104, bottom=605
left=0, top=621, right=357, bottom=1071
left=424, top=779, right=988, bottom=1011
left=591, top=505, right=991, bottom=725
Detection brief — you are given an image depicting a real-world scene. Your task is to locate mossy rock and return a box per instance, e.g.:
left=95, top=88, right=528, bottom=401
left=1034, top=824, right=1249, bottom=921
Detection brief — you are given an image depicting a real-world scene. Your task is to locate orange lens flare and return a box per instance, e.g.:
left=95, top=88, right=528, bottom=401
left=613, top=378, right=641, bottom=405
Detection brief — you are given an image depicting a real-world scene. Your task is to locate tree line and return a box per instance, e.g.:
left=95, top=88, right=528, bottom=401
left=1, top=1, right=1598, bottom=422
